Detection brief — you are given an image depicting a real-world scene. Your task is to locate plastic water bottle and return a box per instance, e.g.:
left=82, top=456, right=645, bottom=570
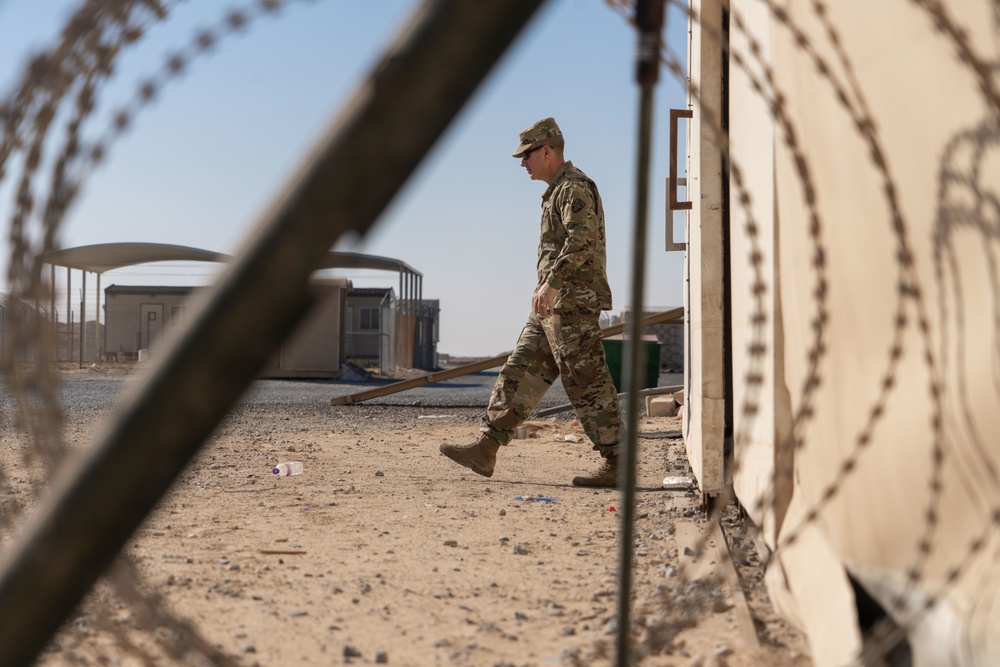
left=272, top=461, right=304, bottom=476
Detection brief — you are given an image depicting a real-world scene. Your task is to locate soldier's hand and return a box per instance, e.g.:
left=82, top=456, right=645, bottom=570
left=533, top=284, right=556, bottom=317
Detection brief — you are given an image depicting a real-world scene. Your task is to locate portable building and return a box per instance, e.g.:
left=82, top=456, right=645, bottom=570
left=104, top=279, right=351, bottom=378
left=345, top=287, right=395, bottom=370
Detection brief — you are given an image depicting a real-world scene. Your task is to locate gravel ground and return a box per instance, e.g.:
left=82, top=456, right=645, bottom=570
left=0, top=365, right=811, bottom=667
left=47, top=365, right=683, bottom=407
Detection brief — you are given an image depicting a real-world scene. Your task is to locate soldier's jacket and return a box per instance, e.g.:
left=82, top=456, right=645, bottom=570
left=537, top=161, right=612, bottom=312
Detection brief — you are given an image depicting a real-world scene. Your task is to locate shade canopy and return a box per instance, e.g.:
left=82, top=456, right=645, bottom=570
left=40, top=243, right=226, bottom=274
left=40, top=243, right=421, bottom=278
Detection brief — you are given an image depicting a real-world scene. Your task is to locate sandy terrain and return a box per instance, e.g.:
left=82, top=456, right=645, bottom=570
left=2, top=370, right=813, bottom=666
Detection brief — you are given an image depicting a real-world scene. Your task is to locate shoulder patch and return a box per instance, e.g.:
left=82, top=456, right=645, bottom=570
left=571, top=198, right=586, bottom=213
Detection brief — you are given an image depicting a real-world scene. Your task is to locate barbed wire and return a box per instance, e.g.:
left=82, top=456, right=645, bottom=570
left=3, top=0, right=1000, bottom=664
left=0, top=0, right=310, bottom=663
left=606, top=0, right=1000, bottom=664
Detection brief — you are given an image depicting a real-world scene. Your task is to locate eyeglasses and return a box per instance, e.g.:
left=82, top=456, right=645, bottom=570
left=520, top=145, right=544, bottom=160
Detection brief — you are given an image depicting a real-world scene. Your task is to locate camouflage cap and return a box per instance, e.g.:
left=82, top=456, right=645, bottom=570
left=512, top=117, right=562, bottom=157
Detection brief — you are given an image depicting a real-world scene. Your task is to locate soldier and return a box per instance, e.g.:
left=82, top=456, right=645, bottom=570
left=440, top=117, right=622, bottom=487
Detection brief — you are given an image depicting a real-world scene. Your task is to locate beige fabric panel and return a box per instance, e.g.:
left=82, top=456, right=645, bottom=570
left=727, top=1, right=863, bottom=662
left=769, top=0, right=1000, bottom=664
left=766, top=503, right=862, bottom=666
left=727, top=0, right=792, bottom=548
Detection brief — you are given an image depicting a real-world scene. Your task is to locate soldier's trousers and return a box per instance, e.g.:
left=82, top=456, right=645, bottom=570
left=481, top=310, right=621, bottom=456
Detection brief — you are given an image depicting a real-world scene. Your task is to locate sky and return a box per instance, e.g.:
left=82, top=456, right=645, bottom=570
left=0, top=0, right=689, bottom=358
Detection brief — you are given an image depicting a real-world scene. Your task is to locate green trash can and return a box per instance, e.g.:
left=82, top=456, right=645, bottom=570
left=601, top=335, right=661, bottom=392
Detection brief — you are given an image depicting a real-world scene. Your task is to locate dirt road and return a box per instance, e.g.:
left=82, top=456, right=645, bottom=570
left=3, top=370, right=812, bottom=666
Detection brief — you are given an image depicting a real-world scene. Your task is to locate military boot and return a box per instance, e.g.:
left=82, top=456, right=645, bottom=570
left=571, top=453, right=618, bottom=488
left=440, top=434, right=501, bottom=477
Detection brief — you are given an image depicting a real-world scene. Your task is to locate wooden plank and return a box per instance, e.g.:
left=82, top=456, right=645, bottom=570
left=329, top=307, right=684, bottom=406
left=329, top=355, right=506, bottom=405
left=594, top=307, right=684, bottom=337
left=533, top=385, right=683, bottom=417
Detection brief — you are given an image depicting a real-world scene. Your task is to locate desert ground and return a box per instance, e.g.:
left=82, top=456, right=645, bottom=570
left=2, top=366, right=814, bottom=666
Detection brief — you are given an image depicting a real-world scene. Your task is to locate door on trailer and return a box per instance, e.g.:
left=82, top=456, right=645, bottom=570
left=139, top=304, right=164, bottom=355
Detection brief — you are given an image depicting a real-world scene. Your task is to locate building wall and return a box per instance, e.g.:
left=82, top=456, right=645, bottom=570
left=105, top=280, right=350, bottom=378
left=259, top=279, right=350, bottom=378
left=684, top=0, right=728, bottom=497
left=344, top=289, right=393, bottom=369
left=103, top=287, right=194, bottom=359
left=415, top=299, right=440, bottom=371
left=342, top=290, right=439, bottom=372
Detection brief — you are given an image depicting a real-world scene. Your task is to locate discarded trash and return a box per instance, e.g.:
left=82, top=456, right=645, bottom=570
left=563, top=434, right=583, bottom=443
left=662, top=476, right=691, bottom=489
left=514, top=495, right=558, bottom=502
left=609, top=506, right=617, bottom=512
left=273, top=461, right=304, bottom=476
left=339, top=361, right=371, bottom=382
left=417, top=415, right=449, bottom=419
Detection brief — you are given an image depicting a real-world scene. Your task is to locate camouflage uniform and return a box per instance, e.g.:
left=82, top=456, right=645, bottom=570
left=481, top=152, right=621, bottom=457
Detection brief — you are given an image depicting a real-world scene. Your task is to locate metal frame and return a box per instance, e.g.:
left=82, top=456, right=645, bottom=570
left=666, top=108, right=692, bottom=252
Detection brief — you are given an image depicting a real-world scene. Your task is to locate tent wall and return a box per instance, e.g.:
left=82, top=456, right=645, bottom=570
left=771, top=2, right=1000, bottom=663
left=725, top=1, right=864, bottom=661
left=686, top=0, right=1000, bottom=664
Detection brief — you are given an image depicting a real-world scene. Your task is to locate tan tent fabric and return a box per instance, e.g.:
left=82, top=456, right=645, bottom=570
left=689, top=0, right=1000, bottom=664
left=765, top=0, right=1000, bottom=663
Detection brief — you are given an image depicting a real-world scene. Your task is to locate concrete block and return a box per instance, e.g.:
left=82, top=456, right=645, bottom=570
left=646, top=395, right=678, bottom=417
left=673, top=388, right=685, bottom=406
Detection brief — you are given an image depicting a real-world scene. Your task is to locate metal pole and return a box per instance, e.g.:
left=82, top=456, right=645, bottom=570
left=50, top=263, right=55, bottom=341
left=66, top=266, right=71, bottom=362
left=96, top=273, right=101, bottom=362
left=616, top=1, right=665, bottom=665
left=79, top=272, right=86, bottom=368
left=417, top=273, right=424, bottom=368
left=0, top=2, right=547, bottom=664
